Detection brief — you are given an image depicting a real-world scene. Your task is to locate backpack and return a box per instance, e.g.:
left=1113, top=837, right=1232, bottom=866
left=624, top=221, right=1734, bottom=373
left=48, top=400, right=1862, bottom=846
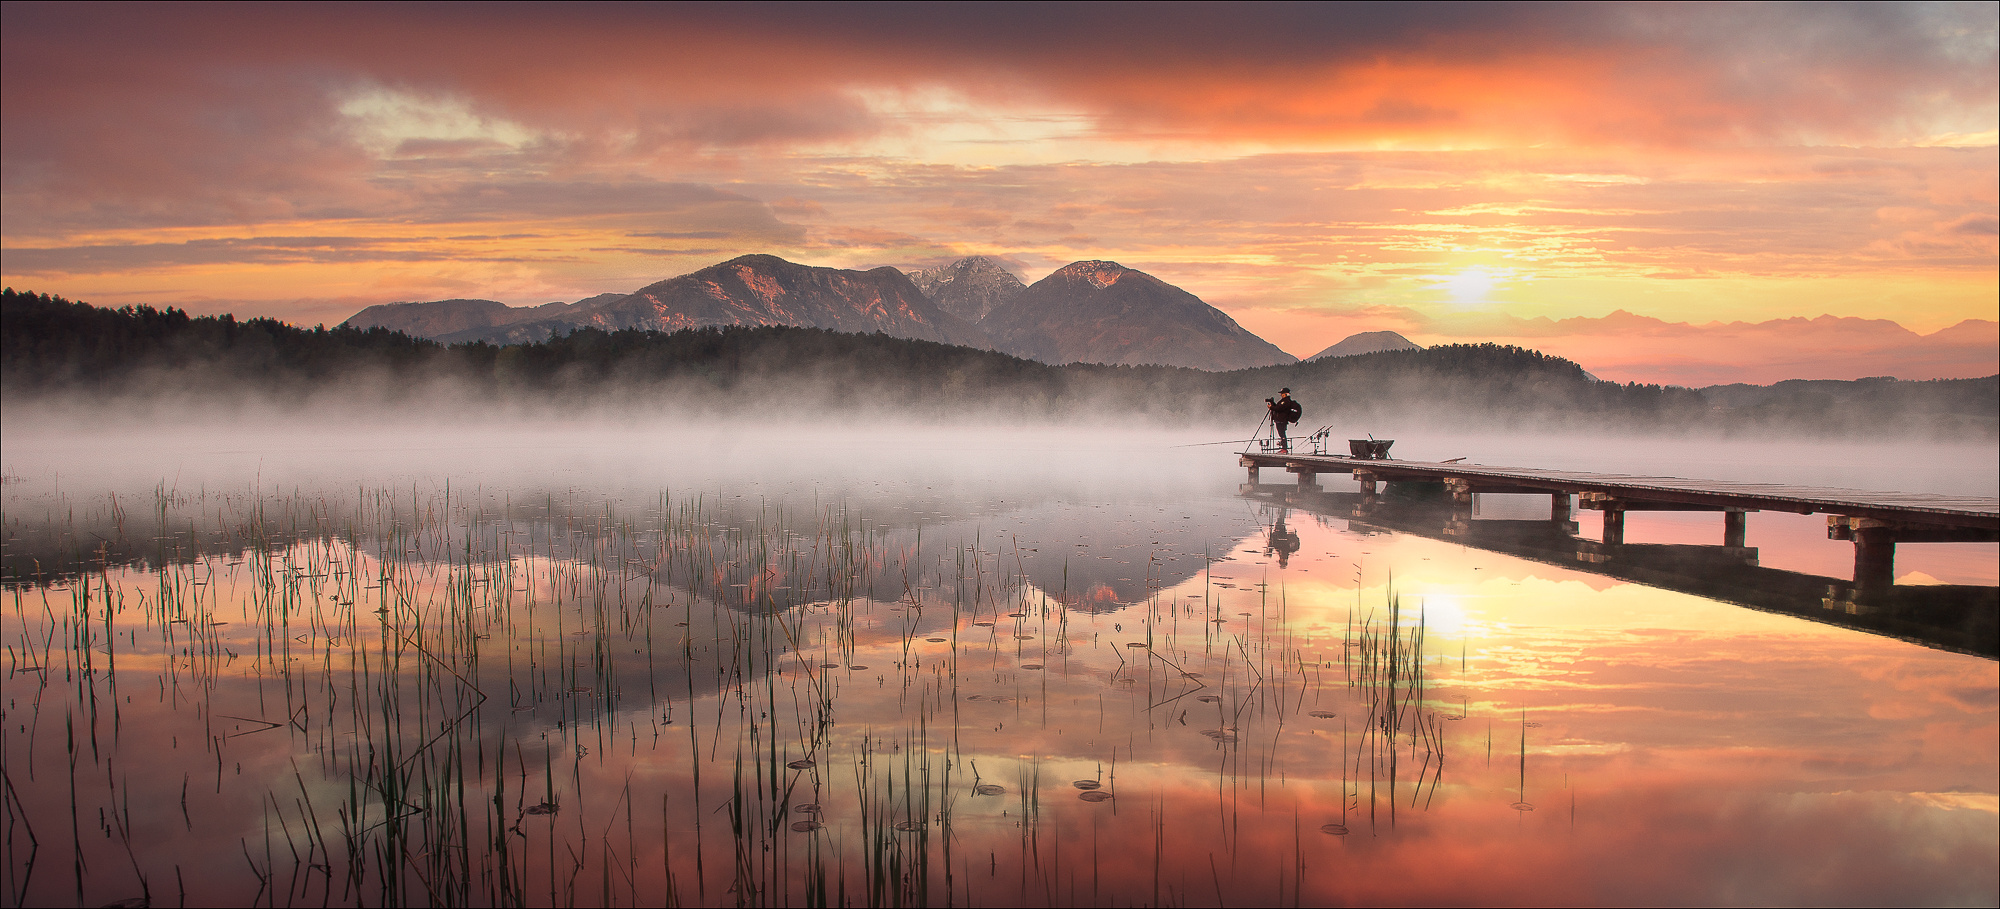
left=1279, top=399, right=1302, bottom=422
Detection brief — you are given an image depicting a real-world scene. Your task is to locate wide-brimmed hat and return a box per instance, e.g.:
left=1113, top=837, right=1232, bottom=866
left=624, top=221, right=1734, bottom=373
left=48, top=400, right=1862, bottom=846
left=1279, top=388, right=1291, bottom=394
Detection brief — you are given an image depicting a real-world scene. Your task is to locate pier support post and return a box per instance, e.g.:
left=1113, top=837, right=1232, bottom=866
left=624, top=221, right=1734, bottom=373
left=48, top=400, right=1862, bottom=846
left=1551, top=493, right=1579, bottom=534
left=1828, top=516, right=1904, bottom=596
left=1353, top=470, right=1379, bottom=516
left=1828, top=514, right=1998, bottom=595
left=1444, top=479, right=1474, bottom=536
left=1281, top=460, right=1322, bottom=495
left=1238, top=456, right=1266, bottom=495
left=1601, top=507, right=1626, bottom=546
left=1723, top=510, right=1748, bottom=548
left=1445, top=479, right=1473, bottom=505
left=1852, top=525, right=1895, bottom=595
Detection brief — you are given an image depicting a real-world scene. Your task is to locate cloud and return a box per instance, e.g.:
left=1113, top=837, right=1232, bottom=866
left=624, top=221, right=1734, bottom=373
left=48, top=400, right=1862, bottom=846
left=1, top=237, right=481, bottom=273
left=7, top=5, right=1991, bottom=237
left=1, top=3, right=1992, bottom=379
left=1945, top=213, right=2000, bottom=236
left=5, top=6, right=1992, bottom=198
left=627, top=231, right=735, bottom=241
left=788, top=147, right=1994, bottom=307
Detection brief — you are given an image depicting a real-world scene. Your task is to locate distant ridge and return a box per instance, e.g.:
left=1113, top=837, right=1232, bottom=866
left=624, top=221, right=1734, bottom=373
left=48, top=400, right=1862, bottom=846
left=577, top=254, right=985, bottom=346
left=345, top=298, right=584, bottom=339
left=980, top=260, right=1296, bottom=370
left=343, top=253, right=1299, bottom=371
left=907, top=256, right=1024, bottom=323
left=1306, top=330, right=1422, bottom=361
left=12, top=289, right=1993, bottom=438
left=347, top=255, right=984, bottom=348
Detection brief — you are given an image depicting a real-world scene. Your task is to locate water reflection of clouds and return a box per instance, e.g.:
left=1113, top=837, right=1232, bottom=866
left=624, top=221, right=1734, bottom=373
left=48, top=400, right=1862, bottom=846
left=6, top=426, right=1994, bottom=906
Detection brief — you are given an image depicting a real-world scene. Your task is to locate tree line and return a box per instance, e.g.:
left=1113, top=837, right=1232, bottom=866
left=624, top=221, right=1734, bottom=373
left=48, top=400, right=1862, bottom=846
left=4, top=288, right=1991, bottom=436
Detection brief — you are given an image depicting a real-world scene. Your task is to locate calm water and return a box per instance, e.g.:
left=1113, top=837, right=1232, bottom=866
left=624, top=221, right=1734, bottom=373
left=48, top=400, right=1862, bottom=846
left=3, top=421, right=1995, bottom=907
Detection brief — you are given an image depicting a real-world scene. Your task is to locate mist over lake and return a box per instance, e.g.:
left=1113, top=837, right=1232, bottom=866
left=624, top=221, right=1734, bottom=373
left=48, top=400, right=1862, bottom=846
left=5, top=3, right=1997, bottom=905
left=4, top=412, right=1993, bottom=906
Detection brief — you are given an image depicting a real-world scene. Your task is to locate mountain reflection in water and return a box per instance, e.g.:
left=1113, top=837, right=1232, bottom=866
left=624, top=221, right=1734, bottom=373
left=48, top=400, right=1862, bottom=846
left=1, top=426, right=1993, bottom=906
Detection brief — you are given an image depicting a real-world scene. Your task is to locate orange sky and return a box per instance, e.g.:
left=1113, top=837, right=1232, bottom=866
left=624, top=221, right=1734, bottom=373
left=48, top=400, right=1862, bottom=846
left=2, top=3, right=1994, bottom=383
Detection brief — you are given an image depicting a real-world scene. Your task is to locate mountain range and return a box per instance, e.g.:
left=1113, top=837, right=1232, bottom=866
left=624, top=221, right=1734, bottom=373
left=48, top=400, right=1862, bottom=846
left=12, top=287, right=1994, bottom=444
left=907, top=256, right=1025, bottom=323
left=345, top=254, right=1295, bottom=370
left=1468, top=311, right=1999, bottom=386
left=1305, top=330, right=1422, bottom=361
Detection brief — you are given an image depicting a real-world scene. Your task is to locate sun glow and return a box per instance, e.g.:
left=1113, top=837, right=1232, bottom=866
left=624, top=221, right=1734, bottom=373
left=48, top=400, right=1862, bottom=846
left=1437, top=267, right=1501, bottom=305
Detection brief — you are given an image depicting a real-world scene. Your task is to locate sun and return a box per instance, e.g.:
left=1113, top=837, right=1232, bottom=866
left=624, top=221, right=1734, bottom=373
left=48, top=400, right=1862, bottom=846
left=1438, top=267, right=1498, bottom=305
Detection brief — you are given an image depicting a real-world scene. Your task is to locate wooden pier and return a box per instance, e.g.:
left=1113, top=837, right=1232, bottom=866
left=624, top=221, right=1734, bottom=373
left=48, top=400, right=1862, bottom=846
left=1239, top=451, right=2000, bottom=595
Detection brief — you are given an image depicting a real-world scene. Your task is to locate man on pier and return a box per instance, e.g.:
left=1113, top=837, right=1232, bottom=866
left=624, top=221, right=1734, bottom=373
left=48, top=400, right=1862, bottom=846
left=1267, top=388, right=1302, bottom=451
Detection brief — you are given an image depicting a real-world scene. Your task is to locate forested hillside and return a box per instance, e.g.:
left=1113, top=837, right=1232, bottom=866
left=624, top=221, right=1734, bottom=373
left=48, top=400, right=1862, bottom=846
left=5, top=289, right=1993, bottom=436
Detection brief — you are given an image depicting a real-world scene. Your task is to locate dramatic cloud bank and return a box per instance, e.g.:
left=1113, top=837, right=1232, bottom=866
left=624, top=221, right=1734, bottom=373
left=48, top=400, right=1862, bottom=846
left=2, top=3, right=1994, bottom=381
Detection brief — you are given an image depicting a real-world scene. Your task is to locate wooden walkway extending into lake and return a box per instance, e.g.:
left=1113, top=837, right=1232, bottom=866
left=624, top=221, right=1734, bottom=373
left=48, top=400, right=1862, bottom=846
left=1238, top=450, right=2000, bottom=593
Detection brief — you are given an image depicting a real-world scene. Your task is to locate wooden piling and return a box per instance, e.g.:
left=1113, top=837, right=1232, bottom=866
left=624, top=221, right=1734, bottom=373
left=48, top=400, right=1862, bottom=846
left=1723, top=510, right=1748, bottom=548
left=1852, top=525, right=1896, bottom=595
left=1233, top=451, right=1998, bottom=596
left=1601, top=507, right=1626, bottom=546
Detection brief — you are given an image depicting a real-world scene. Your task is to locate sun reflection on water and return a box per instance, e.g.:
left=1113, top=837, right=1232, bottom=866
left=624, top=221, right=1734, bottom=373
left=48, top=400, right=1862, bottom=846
left=1, top=480, right=1992, bottom=906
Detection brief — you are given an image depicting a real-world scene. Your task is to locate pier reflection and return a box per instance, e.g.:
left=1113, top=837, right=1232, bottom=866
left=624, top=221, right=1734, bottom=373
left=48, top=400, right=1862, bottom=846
left=1244, top=482, right=2000, bottom=657
left=7, top=481, right=1994, bottom=907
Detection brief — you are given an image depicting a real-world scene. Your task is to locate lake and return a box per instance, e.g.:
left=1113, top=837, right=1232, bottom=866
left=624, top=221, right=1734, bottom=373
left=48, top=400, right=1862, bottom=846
left=3, top=419, right=1995, bottom=906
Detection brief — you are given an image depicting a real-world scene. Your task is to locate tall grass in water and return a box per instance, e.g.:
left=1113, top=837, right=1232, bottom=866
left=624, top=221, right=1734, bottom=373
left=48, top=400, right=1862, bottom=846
left=1, top=483, right=1479, bottom=907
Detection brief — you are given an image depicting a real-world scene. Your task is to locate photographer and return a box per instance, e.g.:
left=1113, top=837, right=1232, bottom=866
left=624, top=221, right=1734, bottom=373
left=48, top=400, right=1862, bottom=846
left=1266, top=388, right=1302, bottom=451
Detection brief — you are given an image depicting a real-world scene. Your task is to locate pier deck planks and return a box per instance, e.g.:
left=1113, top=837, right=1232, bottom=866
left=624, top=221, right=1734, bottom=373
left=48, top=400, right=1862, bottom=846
left=1238, top=453, right=2000, bottom=529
